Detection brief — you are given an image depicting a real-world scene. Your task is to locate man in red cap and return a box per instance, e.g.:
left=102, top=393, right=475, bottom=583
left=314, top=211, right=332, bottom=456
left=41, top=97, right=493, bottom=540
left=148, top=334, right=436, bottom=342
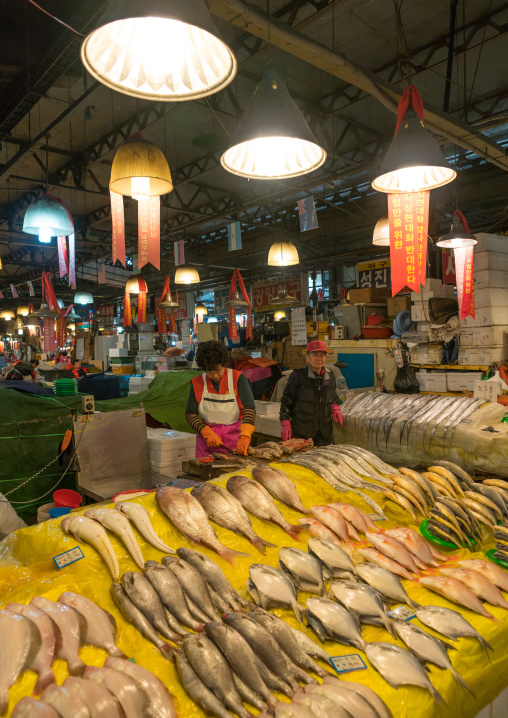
left=279, top=340, right=343, bottom=446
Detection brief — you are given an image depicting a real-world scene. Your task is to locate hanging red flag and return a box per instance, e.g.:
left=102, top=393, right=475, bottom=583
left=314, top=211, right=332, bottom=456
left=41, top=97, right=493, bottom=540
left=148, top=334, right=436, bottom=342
left=56, top=317, right=66, bottom=347
left=454, top=246, right=475, bottom=320
left=68, top=233, right=76, bottom=288
left=41, top=272, right=59, bottom=312
left=111, top=190, right=126, bottom=267
left=138, top=196, right=160, bottom=270
left=388, top=191, right=429, bottom=296
left=43, top=317, right=56, bottom=353
left=138, top=289, right=147, bottom=324
left=228, top=269, right=252, bottom=340
left=57, top=237, right=68, bottom=279
left=416, top=190, right=430, bottom=285
left=123, top=292, right=132, bottom=327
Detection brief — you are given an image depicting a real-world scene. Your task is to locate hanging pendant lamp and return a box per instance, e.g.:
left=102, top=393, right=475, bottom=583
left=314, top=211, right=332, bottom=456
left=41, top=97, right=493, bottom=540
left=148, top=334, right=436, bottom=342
left=125, top=275, right=148, bottom=294
left=27, top=303, right=59, bottom=319
left=16, top=305, right=30, bottom=317
left=110, top=137, right=173, bottom=200
left=274, top=309, right=286, bottom=320
left=81, top=0, right=237, bottom=101
left=225, top=289, right=250, bottom=309
left=269, top=287, right=298, bottom=306
left=372, top=85, right=456, bottom=193
left=175, top=264, right=200, bottom=284
left=74, top=291, right=94, bottom=305
left=159, top=292, right=179, bottom=309
left=65, top=309, right=81, bottom=321
left=22, top=195, right=73, bottom=244
left=23, top=315, right=38, bottom=329
left=195, top=300, right=208, bottom=319
left=221, top=69, right=326, bottom=180
left=372, top=216, right=390, bottom=246
left=436, top=210, right=477, bottom=249
left=0, top=310, right=15, bottom=321
left=268, top=241, right=300, bottom=267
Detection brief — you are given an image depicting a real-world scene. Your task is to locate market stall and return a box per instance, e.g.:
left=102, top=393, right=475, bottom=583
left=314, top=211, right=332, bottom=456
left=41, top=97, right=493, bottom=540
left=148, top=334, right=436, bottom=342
left=1, top=451, right=508, bottom=718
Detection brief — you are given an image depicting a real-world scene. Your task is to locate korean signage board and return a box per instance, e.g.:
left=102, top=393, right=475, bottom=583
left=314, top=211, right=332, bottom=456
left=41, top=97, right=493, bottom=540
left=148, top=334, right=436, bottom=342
left=357, top=259, right=391, bottom=289
left=252, top=272, right=308, bottom=313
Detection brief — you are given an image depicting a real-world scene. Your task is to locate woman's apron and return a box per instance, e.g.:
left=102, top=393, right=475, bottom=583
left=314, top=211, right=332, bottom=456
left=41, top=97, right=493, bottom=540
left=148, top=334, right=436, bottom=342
left=195, top=368, right=241, bottom=458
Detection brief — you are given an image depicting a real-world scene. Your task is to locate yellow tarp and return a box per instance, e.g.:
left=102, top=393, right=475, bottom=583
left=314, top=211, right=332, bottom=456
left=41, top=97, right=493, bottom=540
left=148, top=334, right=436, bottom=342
left=0, top=463, right=507, bottom=718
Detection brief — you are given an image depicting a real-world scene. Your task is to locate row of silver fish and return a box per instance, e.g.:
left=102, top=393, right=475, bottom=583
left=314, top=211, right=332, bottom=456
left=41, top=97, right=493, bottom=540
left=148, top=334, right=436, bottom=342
left=340, top=392, right=484, bottom=453
left=11, top=656, right=175, bottom=718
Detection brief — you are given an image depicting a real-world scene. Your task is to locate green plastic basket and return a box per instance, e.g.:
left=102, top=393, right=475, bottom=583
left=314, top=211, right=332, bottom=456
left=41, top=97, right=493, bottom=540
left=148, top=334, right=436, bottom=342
left=420, top=519, right=476, bottom=549
left=486, top=548, right=508, bottom=569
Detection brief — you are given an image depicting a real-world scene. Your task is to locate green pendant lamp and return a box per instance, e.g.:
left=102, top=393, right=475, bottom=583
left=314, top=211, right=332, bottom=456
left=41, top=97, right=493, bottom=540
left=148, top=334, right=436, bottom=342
left=23, top=195, right=73, bottom=244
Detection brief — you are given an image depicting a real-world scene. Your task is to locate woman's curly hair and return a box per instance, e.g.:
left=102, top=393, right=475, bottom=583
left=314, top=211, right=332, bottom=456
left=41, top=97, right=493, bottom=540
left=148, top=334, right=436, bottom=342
left=195, top=340, right=228, bottom=372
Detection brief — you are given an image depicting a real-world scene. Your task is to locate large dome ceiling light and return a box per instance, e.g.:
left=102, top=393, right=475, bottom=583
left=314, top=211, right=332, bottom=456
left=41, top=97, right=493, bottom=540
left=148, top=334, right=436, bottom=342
left=372, top=216, right=390, bottom=246
left=22, top=195, right=73, bottom=244
left=221, top=69, right=326, bottom=180
left=436, top=210, right=477, bottom=249
left=110, top=137, right=173, bottom=201
left=81, top=0, right=237, bottom=101
left=372, top=85, right=456, bottom=194
left=74, top=291, right=94, bottom=305
left=268, top=240, right=300, bottom=266
left=175, top=264, right=200, bottom=285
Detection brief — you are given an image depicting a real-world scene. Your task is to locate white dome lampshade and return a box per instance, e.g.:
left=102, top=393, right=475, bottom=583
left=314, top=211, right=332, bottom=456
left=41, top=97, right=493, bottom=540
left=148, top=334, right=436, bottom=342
left=125, top=275, right=148, bottom=294
left=175, top=264, right=200, bottom=284
left=274, top=309, right=286, bottom=320
left=22, top=195, right=73, bottom=244
left=81, top=0, right=237, bottom=101
left=16, top=305, right=30, bottom=317
left=221, top=69, right=326, bottom=180
left=74, top=291, right=94, bottom=305
left=195, top=301, right=208, bottom=318
left=0, top=310, right=15, bottom=321
left=372, top=216, right=391, bottom=246
left=110, top=138, right=173, bottom=201
left=268, top=241, right=300, bottom=266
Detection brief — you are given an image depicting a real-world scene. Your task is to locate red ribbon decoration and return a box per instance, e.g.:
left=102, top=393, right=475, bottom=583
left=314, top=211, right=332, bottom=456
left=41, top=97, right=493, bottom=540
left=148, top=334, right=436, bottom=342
left=138, top=196, right=160, bottom=270
left=228, top=269, right=252, bottom=340
left=111, top=190, right=126, bottom=267
left=43, top=317, right=56, bottom=353
left=454, top=246, right=476, bottom=320
left=394, top=84, right=425, bottom=136
left=123, top=292, right=132, bottom=327
left=138, top=288, right=147, bottom=324
left=56, top=317, right=66, bottom=348
left=123, top=277, right=147, bottom=327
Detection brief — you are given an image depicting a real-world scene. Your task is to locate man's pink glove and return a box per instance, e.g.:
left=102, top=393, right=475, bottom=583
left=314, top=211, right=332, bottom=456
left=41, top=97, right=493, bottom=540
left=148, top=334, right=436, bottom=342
left=281, top=420, right=292, bottom=441
left=331, top=404, right=343, bottom=426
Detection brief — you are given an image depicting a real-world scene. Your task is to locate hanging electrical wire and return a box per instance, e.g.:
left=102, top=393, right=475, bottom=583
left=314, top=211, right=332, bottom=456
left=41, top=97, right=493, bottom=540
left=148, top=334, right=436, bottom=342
left=27, top=0, right=84, bottom=36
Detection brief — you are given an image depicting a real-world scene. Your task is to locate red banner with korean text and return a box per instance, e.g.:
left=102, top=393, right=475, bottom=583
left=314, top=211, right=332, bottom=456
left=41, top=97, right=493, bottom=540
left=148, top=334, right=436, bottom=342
left=155, top=298, right=167, bottom=334
left=137, top=288, right=147, bottom=324
left=168, top=309, right=177, bottom=333
left=43, top=317, right=56, bottom=353
left=138, top=196, right=160, bottom=270
left=123, top=292, right=132, bottom=327
left=388, top=191, right=429, bottom=296
left=228, top=307, right=238, bottom=340
left=454, top=247, right=475, bottom=320
left=56, top=317, right=66, bottom=348
left=111, top=190, right=126, bottom=267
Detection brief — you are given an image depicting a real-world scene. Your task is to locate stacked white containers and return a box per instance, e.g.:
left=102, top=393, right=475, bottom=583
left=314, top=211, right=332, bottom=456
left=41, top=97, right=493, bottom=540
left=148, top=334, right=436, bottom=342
left=459, top=234, right=508, bottom=367
left=147, top=428, right=196, bottom=477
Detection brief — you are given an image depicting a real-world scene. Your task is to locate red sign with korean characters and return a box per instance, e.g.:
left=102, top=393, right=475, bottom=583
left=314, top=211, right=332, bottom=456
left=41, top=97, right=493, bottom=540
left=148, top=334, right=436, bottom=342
left=454, top=246, right=475, bottom=320
left=252, top=274, right=306, bottom=312
left=110, top=190, right=126, bottom=267
left=388, top=191, right=429, bottom=296
left=138, top=196, right=160, bottom=271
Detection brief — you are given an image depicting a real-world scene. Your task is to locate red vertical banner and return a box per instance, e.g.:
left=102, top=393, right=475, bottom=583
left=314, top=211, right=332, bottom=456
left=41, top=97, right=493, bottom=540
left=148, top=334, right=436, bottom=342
left=415, top=190, right=430, bottom=286
left=56, top=318, right=66, bottom=347
left=137, top=198, right=159, bottom=270
left=228, top=306, right=238, bottom=340
left=68, top=233, right=76, bottom=288
left=138, top=290, right=147, bottom=324
left=168, top=309, right=176, bottom=333
left=155, top=298, right=166, bottom=333
left=43, top=318, right=56, bottom=353
left=442, top=249, right=457, bottom=284
left=111, top=190, right=126, bottom=267
left=388, top=193, right=419, bottom=296
left=454, top=247, right=475, bottom=320
left=123, top=292, right=132, bottom=327
left=246, top=312, right=253, bottom=340
left=57, top=237, right=68, bottom=278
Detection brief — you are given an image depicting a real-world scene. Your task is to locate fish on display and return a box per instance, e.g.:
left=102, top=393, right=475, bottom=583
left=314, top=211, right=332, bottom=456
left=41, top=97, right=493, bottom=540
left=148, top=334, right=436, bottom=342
left=58, top=592, right=126, bottom=657
left=305, top=597, right=367, bottom=651
left=30, top=596, right=86, bottom=676
left=111, top=582, right=174, bottom=659
left=120, top=571, right=183, bottom=642
left=330, top=581, right=395, bottom=637
left=11, top=697, right=59, bottom=718
left=328, top=502, right=376, bottom=533
left=105, top=656, right=176, bottom=718
left=61, top=515, right=119, bottom=580
left=63, top=676, right=124, bottom=718
left=414, top=605, right=493, bottom=652
left=392, top=620, right=473, bottom=694
left=320, top=676, right=393, bottom=718
left=176, top=547, right=247, bottom=610
left=175, top=649, right=235, bottom=718
left=289, top=626, right=333, bottom=663
left=366, top=532, right=420, bottom=574
left=428, top=467, right=466, bottom=497
left=458, top=559, right=508, bottom=591
left=382, top=489, right=418, bottom=521
left=162, top=558, right=218, bottom=622
left=419, top=576, right=494, bottom=618
left=421, top=471, right=455, bottom=497
left=305, top=683, right=376, bottom=718
left=398, top=468, right=438, bottom=502
left=279, top=547, right=325, bottom=594
left=191, top=482, right=276, bottom=554
left=356, top=563, right=419, bottom=610
left=440, top=568, right=508, bottom=610
left=0, top=610, right=38, bottom=714
left=40, top=684, right=90, bottom=718
left=84, top=664, right=148, bottom=718
left=248, top=564, right=303, bottom=622
left=293, top=692, right=347, bottom=718
left=5, top=603, right=56, bottom=695
left=464, top=491, right=503, bottom=522
left=383, top=527, right=438, bottom=567
left=365, top=642, right=444, bottom=703
left=227, top=475, right=308, bottom=541
left=389, top=474, right=429, bottom=516
left=307, top=537, right=357, bottom=578
left=115, top=501, right=176, bottom=554
left=299, top=518, right=343, bottom=545
left=144, top=560, right=204, bottom=631
left=85, top=507, right=145, bottom=570
left=252, top=466, right=311, bottom=514
left=358, top=547, right=413, bottom=580
left=155, top=486, right=248, bottom=564
left=426, top=520, right=463, bottom=549
left=310, top=505, right=349, bottom=542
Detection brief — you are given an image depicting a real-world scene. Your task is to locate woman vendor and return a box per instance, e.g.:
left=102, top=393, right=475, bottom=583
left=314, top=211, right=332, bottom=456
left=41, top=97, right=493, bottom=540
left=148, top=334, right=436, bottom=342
left=185, top=340, right=256, bottom=457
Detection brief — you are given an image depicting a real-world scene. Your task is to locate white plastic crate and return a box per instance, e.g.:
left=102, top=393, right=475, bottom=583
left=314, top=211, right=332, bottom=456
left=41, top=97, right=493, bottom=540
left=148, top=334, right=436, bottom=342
left=255, top=400, right=280, bottom=415
left=475, top=270, right=508, bottom=289
left=148, top=430, right=196, bottom=463
left=475, top=251, right=508, bottom=273
left=473, top=233, right=508, bottom=253
left=415, top=371, right=447, bottom=392
left=475, top=287, right=508, bottom=308
left=458, top=346, right=508, bottom=366
left=109, top=348, right=129, bottom=357
left=446, top=371, right=484, bottom=392
left=460, top=326, right=508, bottom=347
left=461, top=306, right=507, bottom=328
left=149, top=458, right=184, bottom=477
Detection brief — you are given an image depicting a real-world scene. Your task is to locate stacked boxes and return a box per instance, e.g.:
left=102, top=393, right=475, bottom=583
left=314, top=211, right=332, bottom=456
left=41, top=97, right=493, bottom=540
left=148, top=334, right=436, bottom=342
left=147, top=429, right=196, bottom=478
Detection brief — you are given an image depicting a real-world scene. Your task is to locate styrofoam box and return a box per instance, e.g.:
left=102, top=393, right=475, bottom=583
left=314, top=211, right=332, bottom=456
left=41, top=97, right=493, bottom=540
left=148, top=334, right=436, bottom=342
left=149, top=458, right=184, bottom=478
left=410, top=345, right=444, bottom=364
left=475, top=270, right=508, bottom=289
left=416, top=371, right=447, bottom=392
left=460, top=326, right=508, bottom=347
left=474, top=233, right=508, bottom=253
left=461, top=306, right=507, bottom=328
left=148, top=430, right=196, bottom=463
left=475, top=251, right=508, bottom=273
left=458, top=346, right=508, bottom=365
left=411, top=304, right=430, bottom=322
left=446, top=371, right=484, bottom=392
left=255, top=414, right=282, bottom=438
left=416, top=322, right=432, bottom=332
left=415, top=278, right=450, bottom=293
left=410, top=285, right=455, bottom=301
left=475, top=287, right=508, bottom=308
left=255, top=400, right=280, bottom=415
left=109, top=348, right=129, bottom=357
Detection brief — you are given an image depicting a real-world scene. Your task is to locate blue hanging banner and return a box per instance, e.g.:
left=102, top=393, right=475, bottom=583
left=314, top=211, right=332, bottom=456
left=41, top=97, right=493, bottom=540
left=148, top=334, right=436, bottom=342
left=227, top=222, right=242, bottom=251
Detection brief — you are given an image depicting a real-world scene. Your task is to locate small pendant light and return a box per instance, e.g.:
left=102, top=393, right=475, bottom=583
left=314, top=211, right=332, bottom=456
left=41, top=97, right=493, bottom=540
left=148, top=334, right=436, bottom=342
left=372, top=216, right=390, bottom=246
left=125, top=275, right=148, bottom=294
left=110, top=137, right=173, bottom=201
left=436, top=210, right=477, bottom=249
left=175, top=265, right=200, bottom=284
left=23, top=195, right=73, bottom=244
left=195, top=300, right=208, bottom=319
left=274, top=309, right=286, bottom=320
left=0, top=310, right=15, bottom=321
left=16, top=305, right=30, bottom=317
left=268, top=241, right=300, bottom=266
left=73, top=291, right=94, bottom=305
left=81, top=0, right=237, bottom=101
left=27, top=303, right=59, bottom=319
left=221, top=69, right=326, bottom=180
left=225, top=290, right=250, bottom=309
left=66, top=309, right=82, bottom=321
left=159, top=292, right=179, bottom=309
left=269, top=287, right=298, bottom=306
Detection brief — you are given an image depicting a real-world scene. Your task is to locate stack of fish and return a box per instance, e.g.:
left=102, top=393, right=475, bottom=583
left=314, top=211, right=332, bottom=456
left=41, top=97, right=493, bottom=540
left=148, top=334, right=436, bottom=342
left=11, top=656, right=175, bottom=718
left=340, top=392, right=484, bottom=452
left=493, top=521, right=508, bottom=563
left=363, top=527, right=448, bottom=578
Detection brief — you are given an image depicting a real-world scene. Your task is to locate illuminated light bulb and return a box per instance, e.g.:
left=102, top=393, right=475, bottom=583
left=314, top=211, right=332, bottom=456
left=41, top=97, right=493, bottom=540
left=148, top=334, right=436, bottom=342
left=38, top=227, right=52, bottom=244
left=436, top=212, right=477, bottom=249
left=131, top=176, right=151, bottom=201
left=223, top=137, right=325, bottom=181
left=274, top=310, right=286, bottom=320
left=268, top=241, right=299, bottom=267
left=23, top=195, right=73, bottom=242
left=175, top=264, right=200, bottom=284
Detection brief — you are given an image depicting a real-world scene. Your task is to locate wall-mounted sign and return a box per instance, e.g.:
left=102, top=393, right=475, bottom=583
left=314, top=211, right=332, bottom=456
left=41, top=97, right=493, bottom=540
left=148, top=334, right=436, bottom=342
left=357, top=258, right=391, bottom=289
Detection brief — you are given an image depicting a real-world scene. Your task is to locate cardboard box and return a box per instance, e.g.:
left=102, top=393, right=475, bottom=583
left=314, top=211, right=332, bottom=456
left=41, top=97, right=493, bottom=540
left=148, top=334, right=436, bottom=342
left=387, top=296, right=411, bottom=317
left=458, top=346, right=508, bottom=365
left=348, top=288, right=390, bottom=304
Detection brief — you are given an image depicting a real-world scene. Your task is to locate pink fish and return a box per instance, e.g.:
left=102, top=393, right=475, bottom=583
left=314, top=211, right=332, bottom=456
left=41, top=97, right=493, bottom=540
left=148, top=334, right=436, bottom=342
left=458, top=559, right=508, bottom=592
left=358, top=547, right=413, bottom=580
left=384, top=527, right=439, bottom=567
left=328, top=502, right=370, bottom=533
left=299, top=518, right=343, bottom=545
left=440, top=568, right=508, bottom=610
left=420, top=576, right=494, bottom=618
left=345, top=522, right=361, bottom=542
left=311, top=506, right=349, bottom=542
left=366, top=532, right=420, bottom=574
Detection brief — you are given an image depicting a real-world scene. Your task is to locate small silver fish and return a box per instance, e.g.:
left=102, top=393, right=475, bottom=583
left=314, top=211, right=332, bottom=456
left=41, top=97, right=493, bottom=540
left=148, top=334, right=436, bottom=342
left=252, top=466, right=311, bottom=514
left=279, top=547, right=325, bottom=594
left=305, top=597, right=366, bottom=651
left=249, top=564, right=302, bottom=622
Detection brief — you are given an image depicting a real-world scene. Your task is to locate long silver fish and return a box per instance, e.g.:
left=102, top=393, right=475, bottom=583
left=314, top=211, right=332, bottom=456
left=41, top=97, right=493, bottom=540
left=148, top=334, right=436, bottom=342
left=279, top=547, right=325, bottom=595
left=446, top=398, right=483, bottom=447
left=0, top=610, right=37, bottom=713
left=425, top=396, right=470, bottom=450
left=175, top=649, right=235, bottom=718
left=176, top=547, right=247, bottom=610
left=120, top=571, right=183, bottom=641
left=30, top=597, right=85, bottom=676
left=432, top=461, right=476, bottom=489
left=330, top=580, right=395, bottom=636
left=356, top=563, right=419, bottom=610
left=143, top=560, right=204, bottom=631
left=321, top=677, right=393, bottom=718
left=338, top=444, right=396, bottom=476
left=415, top=605, right=493, bottom=651
left=402, top=395, right=442, bottom=446
left=334, top=448, right=391, bottom=483
left=249, top=564, right=302, bottom=622
left=305, top=597, right=366, bottom=651
left=58, top=592, right=125, bottom=658
left=365, top=642, right=444, bottom=703
left=251, top=466, right=311, bottom=514
left=314, top=451, right=384, bottom=492
left=105, top=656, right=176, bottom=718
left=191, top=482, right=276, bottom=554
left=409, top=396, right=456, bottom=450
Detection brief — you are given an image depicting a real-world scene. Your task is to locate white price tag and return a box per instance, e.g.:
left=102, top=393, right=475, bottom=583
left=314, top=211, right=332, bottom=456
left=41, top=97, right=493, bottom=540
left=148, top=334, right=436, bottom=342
left=330, top=654, right=367, bottom=674
left=387, top=605, right=415, bottom=621
left=53, top=546, right=84, bottom=570
left=474, top=380, right=499, bottom=404
left=369, top=513, right=386, bottom=521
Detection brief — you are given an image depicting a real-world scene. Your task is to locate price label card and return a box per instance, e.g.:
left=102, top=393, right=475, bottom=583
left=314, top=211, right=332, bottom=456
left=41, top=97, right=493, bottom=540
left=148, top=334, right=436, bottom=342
left=387, top=605, right=416, bottom=621
left=53, top=546, right=84, bottom=570
left=369, top=513, right=386, bottom=521
left=474, top=380, right=500, bottom=404
left=330, top=654, right=367, bottom=674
